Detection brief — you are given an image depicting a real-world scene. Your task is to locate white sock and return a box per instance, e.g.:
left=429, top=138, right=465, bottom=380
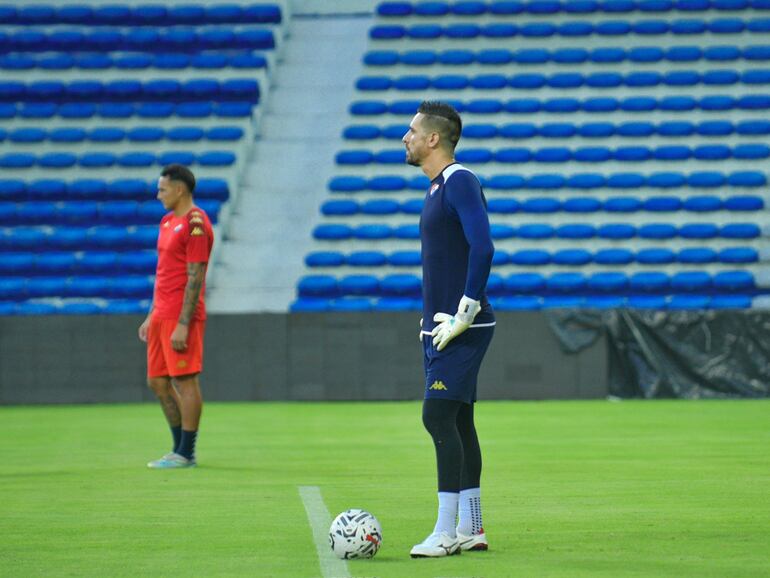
left=432, top=492, right=459, bottom=537
left=457, top=487, right=483, bottom=536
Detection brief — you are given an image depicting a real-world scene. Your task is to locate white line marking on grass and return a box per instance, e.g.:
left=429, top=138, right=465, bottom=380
left=298, top=485, right=351, bottom=578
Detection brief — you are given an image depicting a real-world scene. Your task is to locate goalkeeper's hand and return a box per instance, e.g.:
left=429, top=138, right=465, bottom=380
left=431, top=296, right=481, bottom=351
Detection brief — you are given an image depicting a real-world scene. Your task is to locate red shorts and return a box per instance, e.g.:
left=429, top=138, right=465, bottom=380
left=147, top=317, right=205, bottom=378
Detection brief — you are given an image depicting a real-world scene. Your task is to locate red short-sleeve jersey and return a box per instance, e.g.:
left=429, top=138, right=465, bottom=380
left=151, top=206, right=214, bottom=322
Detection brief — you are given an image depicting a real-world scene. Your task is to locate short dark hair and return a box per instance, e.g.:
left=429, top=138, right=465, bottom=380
left=161, top=164, right=196, bottom=194
left=417, top=101, right=462, bottom=151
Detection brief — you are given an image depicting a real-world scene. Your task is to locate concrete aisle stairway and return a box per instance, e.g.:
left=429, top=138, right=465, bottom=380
left=208, top=12, right=371, bottom=312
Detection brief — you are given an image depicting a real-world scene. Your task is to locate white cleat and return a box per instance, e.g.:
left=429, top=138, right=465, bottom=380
left=147, top=452, right=196, bottom=469
left=456, top=529, right=489, bottom=551
left=410, top=532, right=461, bottom=558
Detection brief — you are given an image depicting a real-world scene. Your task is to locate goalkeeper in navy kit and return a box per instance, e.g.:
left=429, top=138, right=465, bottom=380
left=403, top=101, right=496, bottom=558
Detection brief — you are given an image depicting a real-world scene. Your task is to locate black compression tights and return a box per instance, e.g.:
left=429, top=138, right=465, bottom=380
left=422, top=398, right=482, bottom=493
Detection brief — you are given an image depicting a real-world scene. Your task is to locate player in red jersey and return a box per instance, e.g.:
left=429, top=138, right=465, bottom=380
left=138, top=164, right=214, bottom=469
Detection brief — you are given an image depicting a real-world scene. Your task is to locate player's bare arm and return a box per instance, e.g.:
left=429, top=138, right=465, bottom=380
left=138, top=296, right=155, bottom=342
left=171, top=262, right=206, bottom=351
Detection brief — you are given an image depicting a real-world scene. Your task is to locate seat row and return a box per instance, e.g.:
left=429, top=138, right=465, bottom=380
left=0, top=275, right=153, bottom=300
left=364, top=45, right=770, bottom=66
left=313, top=221, right=760, bottom=240
left=0, top=126, right=244, bottom=145
left=0, top=199, right=222, bottom=227
left=356, top=69, right=770, bottom=91
left=337, top=143, right=770, bottom=165
left=350, top=94, right=770, bottom=115
left=290, top=293, right=753, bottom=311
left=0, top=4, right=281, bottom=25
left=0, top=178, right=229, bottom=202
left=0, top=299, right=150, bottom=316
left=0, top=51, right=268, bottom=72
left=305, top=245, right=758, bottom=267
left=0, top=226, right=159, bottom=251
left=0, top=28, right=276, bottom=52
left=329, top=170, right=766, bottom=192
left=298, top=269, right=756, bottom=297
left=0, top=101, right=254, bottom=121
left=320, top=195, right=764, bottom=216
left=377, top=0, right=769, bottom=17
left=0, top=79, right=260, bottom=103
left=0, top=250, right=157, bottom=276
left=370, top=17, right=770, bottom=39
left=345, top=119, right=770, bottom=140
left=0, top=151, right=236, bottom=170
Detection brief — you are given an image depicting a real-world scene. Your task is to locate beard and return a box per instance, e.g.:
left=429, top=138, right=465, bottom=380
left=405, top=149, right=421, bottom=166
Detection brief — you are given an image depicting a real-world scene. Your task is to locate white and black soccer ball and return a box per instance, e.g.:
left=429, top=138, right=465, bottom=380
left=328, top=509, right=382, bottom=559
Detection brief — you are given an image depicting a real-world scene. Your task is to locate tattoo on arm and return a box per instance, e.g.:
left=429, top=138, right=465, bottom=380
left=179, top=262, right=206, bottom=326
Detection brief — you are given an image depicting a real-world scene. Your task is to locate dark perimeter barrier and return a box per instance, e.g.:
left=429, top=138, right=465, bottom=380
left=0, top=311, right=767, bottom=405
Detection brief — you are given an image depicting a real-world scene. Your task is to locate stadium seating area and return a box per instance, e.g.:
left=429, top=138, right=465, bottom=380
left=0, top=1, right=284, bottom=315
left=293, top=0, right=770, bottom=311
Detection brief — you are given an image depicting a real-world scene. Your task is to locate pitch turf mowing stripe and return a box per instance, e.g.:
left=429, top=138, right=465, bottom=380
left=299, top=485, right=352, bottom=578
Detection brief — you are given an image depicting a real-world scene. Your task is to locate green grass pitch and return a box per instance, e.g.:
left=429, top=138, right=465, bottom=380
left=1, top=400, right=768, bottom=578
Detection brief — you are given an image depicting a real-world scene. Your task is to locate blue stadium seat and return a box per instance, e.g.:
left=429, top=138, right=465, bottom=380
left=505, top=273, right=546, bottom=294
left=556, top=224, right=596, bottom=239
left=736, top=119, right=770, bottom=135
left=298, top=275, right=338, bottom=298
left=355, top=224, right=392, bottom=239
left=598, top=224, right=636, bottom=239
left=718, top=247, right=758, bottom=263
left=0, top=253, right=34, bottom=275
left=595, top=248, right=634, bottom=264
left=637, top=248, right=676, bottom=264
left=683, top=196, right=722, bottom=212
left=99, top=201, right=138, bottom=224
left=671, top=271, right=712, bottom=292
left=487, top=199, right=520, bottom=214
left=321, top=199, right=359, bottom=216
left=678, top=248, right=717, bottom=263
left=644, top=196, right=682, bottom=212
left=345, top=251, right=387, bottom=267
left=47, top=227, right=87, bottom=250
left=587, top=272, right=629, bottom=293
left=553, top=249, right=592, bottom=265
left=547, top=272, right=586, bottom=293
left=709, top=295, right=752, bottom=309
left=713, top=270, right=754, bottom=291
left=117, top=251, right=157, bottom=274
left=388, top=251, right=421, bottom=267
left=290, top=298, right=331, bottom=312
left=510, top=249, right=551, bottom=266
left=638, top=223, right=677, bottom=239
left=630, top=272, right=669, bottom=293
left=0, top=180, right=26, bottom=201
left=380, top=274, right=421, bottom=296
left=679, top=223, right=719, bottom=239
left=668, top=295, right=709, bottom=309
left=340, top=275, right=380, bottom=296
left=58, top=202, right=98, bottom=225
left=306, top=251, right=345, bottom=268
left=493, top=296, right=542, bottom=311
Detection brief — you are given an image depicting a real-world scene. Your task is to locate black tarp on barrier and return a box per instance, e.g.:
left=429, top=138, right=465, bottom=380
left=549, top=310, right=770, bottom=399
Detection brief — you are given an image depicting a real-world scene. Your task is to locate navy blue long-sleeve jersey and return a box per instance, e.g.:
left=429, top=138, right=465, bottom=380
left=420, top=163, right=496, bottom=332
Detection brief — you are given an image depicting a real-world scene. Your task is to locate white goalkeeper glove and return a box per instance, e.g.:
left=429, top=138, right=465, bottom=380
left=431, top=295, right=481, bottom=352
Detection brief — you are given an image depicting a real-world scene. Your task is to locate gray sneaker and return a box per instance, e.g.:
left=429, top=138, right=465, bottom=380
left=147, top=452, right=196, bottom=469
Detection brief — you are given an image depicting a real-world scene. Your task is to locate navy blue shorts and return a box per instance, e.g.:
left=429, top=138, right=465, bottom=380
left=422, top=325, right=494, bottom=404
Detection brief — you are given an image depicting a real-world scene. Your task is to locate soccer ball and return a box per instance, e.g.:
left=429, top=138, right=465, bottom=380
left=328, top=509, right=383, bottom=559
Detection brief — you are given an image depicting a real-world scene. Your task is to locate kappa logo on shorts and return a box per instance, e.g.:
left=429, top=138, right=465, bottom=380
left=176, top=359, right=188, bottom=369
left=429, top=380, right=447, bottom=391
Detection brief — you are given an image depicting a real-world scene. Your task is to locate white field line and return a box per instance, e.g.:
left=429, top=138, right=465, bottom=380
left=298, top=485, right=351, bottom=578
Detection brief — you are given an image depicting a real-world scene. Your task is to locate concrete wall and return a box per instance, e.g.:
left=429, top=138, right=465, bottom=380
left=0, top=313, right=607, bottom=405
